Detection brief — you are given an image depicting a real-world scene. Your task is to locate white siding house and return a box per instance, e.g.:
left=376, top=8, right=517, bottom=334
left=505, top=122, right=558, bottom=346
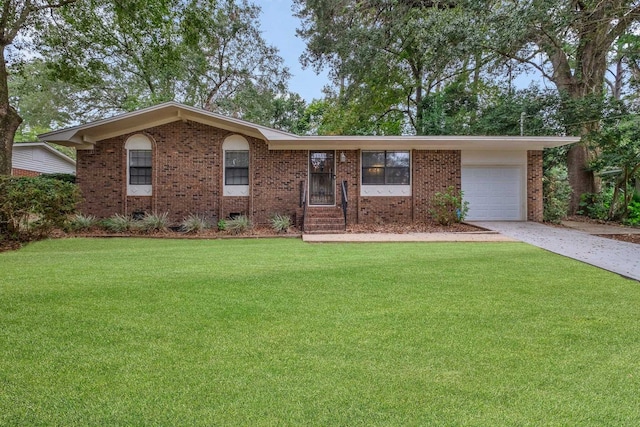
left=12, top=143, right=76, bottom=176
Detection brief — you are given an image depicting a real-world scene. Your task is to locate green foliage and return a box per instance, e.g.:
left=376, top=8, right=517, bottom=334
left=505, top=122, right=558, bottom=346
left=39, top=173, right=76, bottom=183
left=587, top=115, right=640, bottom=220
left=225, top=215, right=251, bottom=234
left=0, top=176, right=79, bottom=241
left=428, top=186, right=469, bottom=226
left=217, top=219, right=227, bottom=231
left=625, top=198, right=640, bottom=226
left=270, top=213, right=292, bottom=233
left=35, top=0, right=291, bottom=127
left=543, top=166, right=571, bottom=223
left=294, top=0, right=478, bottom=135
left=578, top=193, right=611, bottom=221
left=137, top=212, right=169, bottom=233
left=68, top=214, right=97, bottom=232
left=180, top=214, right=210, bottom=233
left=100, top=214, right=134, bottom=233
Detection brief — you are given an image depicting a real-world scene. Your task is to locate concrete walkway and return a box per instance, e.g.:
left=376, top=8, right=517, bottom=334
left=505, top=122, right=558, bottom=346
left=470, top=221, right=640, bottom=281
left=302, top=231, right=516, bottom=243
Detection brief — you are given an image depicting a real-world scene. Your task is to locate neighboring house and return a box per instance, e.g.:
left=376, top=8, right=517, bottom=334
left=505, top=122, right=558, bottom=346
left=12, top=142, right=76, bottom=177
left=39, top=102, right=578, bottom=231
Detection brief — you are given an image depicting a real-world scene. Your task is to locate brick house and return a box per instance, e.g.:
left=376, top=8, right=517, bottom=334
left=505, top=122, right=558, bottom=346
left=40, top=102, right=577, bottom=231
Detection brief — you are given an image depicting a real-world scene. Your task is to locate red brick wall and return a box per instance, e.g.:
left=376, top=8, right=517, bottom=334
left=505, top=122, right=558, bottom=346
left=76, top=139, right=125, bottom=218
left=359, top=197, right=413, bottom=223
left=11, top=168, right=40, bottom=177
left=251, top=145, right=307, bottom=225
left=527, top=150, right=544, bottom=221
left=413, top=150, right=461, bottom=222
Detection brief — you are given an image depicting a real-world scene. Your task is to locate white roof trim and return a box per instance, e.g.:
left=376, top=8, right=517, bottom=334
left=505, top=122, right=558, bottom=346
left=38, top=101, right=579, bottom=151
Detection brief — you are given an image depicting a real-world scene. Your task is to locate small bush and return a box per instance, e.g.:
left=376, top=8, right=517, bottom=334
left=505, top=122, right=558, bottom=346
left=138, top=212, right=169, bottom=233
left=543, top=166, right=571, bottom=223
left=270, top=213, right=292, bottom=233
left=40, top=173, right=76, bottom=184
left=180, top=214, right=210, bottom=233
left=578, top=192, right=610, bottom=220
left=624, top=198, right=640, bottom=226
left=428, top=186, right=469, bottom=226
left=69, top=214, right=97, bottom=232
left=101, top=214, right=134, bottom=233
left=217, top=219, right=227, bottom=231
left=0, top=176, right=79, bottom=241
left=225, top=215, right=251, bottom=234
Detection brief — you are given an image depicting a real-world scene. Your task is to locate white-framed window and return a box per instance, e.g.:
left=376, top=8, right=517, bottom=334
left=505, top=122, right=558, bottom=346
left=362, top=151, right=410, bottom=185
left=125, top=134, right=153, bottom=196
left=223, top=135, right=250, bottom=196
left=361, top=150, right=411, bottom=196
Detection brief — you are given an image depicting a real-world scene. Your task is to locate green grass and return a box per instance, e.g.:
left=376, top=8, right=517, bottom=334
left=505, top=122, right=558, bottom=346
left=1, top=238, right=639, bottom=426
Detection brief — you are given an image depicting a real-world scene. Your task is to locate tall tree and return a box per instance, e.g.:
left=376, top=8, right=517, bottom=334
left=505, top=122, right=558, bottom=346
left=479, top=0, right=640, bottom=211
left=41, top=0, right=290, bottom=123
left=0, top=0, right=76, bottom=175
left=294, top=0, right=478, bottom=135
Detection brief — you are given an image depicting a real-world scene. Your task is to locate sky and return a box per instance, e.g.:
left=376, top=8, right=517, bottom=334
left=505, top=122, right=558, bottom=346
left=254, top=0, right=330, bottom=102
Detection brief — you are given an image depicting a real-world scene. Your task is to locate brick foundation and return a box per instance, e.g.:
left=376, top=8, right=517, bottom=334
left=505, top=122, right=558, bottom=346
left=11, top=168, right=40, bottom=177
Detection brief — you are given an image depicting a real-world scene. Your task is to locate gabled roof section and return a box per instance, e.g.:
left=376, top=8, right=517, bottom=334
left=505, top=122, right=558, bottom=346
left=38, top=101, right=296, bottom=148
left=13, top=142, right=76, bottom=166
left=39, top=101, right=579, bottom=150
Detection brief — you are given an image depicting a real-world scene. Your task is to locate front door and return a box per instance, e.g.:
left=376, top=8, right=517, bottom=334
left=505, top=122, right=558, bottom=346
left=309, top=150, right=335, bottom=205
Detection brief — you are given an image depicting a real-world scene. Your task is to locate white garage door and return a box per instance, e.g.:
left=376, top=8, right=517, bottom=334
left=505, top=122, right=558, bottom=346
left=461, top=167, right=523, bottom=220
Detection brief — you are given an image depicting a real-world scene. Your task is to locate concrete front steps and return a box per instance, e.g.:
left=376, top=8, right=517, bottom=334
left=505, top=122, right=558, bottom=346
left=304, top=206, right=346, bottom=234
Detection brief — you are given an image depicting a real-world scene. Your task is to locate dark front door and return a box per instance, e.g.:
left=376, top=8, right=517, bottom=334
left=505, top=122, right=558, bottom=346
left=309, top=150, right=335, bottom=205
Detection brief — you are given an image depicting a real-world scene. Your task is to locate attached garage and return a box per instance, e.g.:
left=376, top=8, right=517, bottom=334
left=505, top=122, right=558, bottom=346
left=461, top=151, right=526, bottom=221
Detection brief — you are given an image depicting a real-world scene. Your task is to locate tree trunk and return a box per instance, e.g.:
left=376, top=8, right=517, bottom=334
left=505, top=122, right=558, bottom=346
left=566, top=142, right=596, bottom=213
left=0, top=44, right=22, bottom=175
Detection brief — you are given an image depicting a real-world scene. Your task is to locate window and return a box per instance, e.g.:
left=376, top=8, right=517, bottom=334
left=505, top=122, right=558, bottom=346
left=362, top=151, right=410, bottom=185
left=225, top=151, right=249, bottom=185
left=125, top=134, right=153, bottom=196
left=222, top=135, right=250, bottom=196
left=129, top=150, right=152, bottom=185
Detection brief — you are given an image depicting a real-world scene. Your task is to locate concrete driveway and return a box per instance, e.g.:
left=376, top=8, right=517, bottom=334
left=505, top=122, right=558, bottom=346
left=470, top=221, right=640, bottom=281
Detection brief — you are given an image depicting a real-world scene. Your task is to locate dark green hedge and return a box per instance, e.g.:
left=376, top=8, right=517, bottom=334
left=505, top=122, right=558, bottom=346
left=0, top=176, right=80, bottom=241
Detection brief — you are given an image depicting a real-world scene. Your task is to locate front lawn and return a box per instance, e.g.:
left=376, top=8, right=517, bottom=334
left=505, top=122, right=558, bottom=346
left=1, top=238, right=639, bottom=425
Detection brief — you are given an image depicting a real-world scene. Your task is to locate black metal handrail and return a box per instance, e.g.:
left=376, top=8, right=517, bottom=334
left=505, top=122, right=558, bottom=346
left=341, top=180, right=348, bottom=230
left=300, top=180, right=307, bottom=232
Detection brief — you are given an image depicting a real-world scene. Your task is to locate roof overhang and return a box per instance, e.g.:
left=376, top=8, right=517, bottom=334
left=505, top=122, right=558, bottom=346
left=266, top=135, right=579, bottom=151
left=38, top=101, right=295, bottom=149
left=38, top=101, right=580, bottom=151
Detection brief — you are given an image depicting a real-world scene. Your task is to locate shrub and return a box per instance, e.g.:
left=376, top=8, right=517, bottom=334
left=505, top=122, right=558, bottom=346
left=40, top=173, right=76, bottom=184
left=428, top=186, right=469, bottom=226
left=101, top=214, right=134, bottom=233
left=225, top=215, right=251, bottom=234
left=0, top=176, right=79, bottom=241
left=217, top=219, right=227, bottom=231
left=137, top=212, right=169, bottom=233
left=578, top=192, right=610, bottom=220
left=543, top=166, right=571, bottom=223
left=270, top=213, right=292, bottom=233
left=624, top=198, right=640, bottom=226
left=69, top=214, right=97, bottom=232
left=180, top=214, right=210, bottom=233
